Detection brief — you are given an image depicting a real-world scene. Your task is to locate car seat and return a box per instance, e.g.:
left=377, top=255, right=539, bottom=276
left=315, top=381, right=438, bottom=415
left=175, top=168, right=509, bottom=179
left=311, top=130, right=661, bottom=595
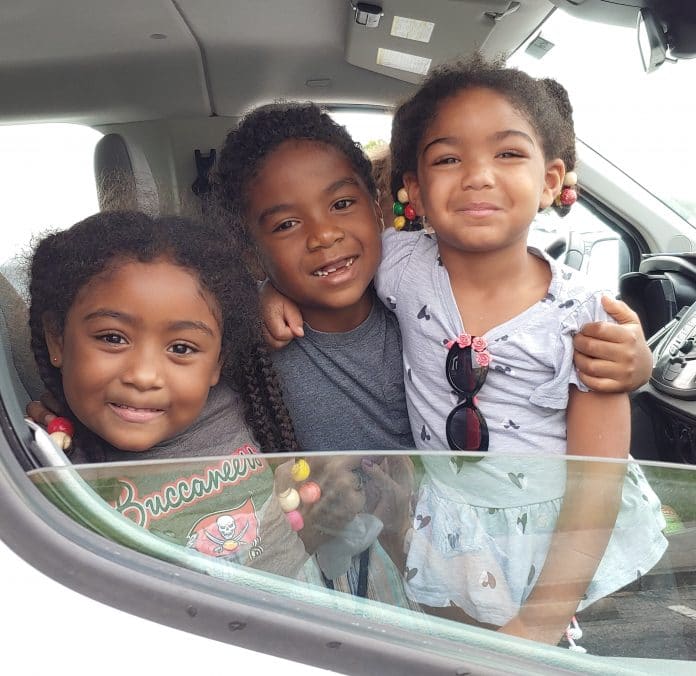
left=93, top=133, right=160, bottom=215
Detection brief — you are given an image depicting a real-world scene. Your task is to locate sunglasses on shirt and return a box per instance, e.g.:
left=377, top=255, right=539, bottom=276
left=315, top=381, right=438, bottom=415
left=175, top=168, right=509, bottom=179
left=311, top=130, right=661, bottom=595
left=445, top=335, right=490, bottom=452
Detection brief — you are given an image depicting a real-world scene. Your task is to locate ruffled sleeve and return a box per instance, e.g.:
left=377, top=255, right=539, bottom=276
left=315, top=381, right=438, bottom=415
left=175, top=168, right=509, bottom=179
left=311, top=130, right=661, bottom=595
left=529, top=291, right=613, bottom=409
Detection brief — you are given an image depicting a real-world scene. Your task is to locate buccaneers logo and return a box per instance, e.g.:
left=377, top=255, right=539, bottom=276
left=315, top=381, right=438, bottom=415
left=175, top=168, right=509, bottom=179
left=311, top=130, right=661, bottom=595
left=187, top=498, right=261, bottom=559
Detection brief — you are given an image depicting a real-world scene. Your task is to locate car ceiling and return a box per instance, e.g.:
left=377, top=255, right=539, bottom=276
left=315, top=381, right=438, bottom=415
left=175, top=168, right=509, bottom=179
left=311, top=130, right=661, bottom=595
left=0, top=0, right=556, bottom=126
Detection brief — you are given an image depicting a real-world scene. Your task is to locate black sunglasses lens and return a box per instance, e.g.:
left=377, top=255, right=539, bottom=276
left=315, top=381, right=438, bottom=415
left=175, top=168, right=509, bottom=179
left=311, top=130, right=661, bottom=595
left=446, top=402, right=489, bottom=452
left=446, top=345, right=487, bottom=394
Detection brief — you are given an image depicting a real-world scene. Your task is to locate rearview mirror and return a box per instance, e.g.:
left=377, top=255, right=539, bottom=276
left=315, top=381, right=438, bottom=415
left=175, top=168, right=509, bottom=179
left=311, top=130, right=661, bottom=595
left=638, top=8, right=668, bottom=73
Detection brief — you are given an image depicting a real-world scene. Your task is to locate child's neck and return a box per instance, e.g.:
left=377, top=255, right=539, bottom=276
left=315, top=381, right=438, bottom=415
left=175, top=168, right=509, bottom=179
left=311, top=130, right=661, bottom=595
left=440, top=240, right=551, bottom=336
left=301, top=289, right=374, bottom=333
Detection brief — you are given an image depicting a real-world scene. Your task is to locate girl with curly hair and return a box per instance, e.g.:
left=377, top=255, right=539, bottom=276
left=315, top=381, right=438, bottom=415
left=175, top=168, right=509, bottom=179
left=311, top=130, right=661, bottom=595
left=28, top=210, right=310, bottom=575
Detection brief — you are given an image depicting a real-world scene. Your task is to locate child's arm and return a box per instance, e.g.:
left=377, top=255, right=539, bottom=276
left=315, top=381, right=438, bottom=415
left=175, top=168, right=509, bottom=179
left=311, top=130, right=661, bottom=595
left=259, top=280, right=304, bottom=349
left=499, top=387, right=629, bottom=645
left=573, top=296, right=652, bottom=393
left=362, top=455, right=415, bottom=571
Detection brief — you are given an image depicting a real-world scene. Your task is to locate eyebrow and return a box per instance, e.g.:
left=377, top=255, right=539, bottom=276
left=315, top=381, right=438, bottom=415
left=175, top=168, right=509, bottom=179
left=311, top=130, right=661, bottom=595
left=257, top=202, right=293, bottom=225
left=168, top=320, right=216, bottom=337
left=83, top=310, right=215, bottom=337
left=324, top=176, right=360, bottom=194
left=83, top=309, right=132, bottom=323
left=256, top=176, right=360, bottom=224
left=491, top=129, right=536, bottom=146
left=422, top=129, right=536, bottom=155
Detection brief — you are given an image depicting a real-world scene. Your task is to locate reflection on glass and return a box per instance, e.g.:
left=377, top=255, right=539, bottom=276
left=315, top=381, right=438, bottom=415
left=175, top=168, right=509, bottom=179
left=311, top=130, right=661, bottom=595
left=29, top=453, right=695, bottom=663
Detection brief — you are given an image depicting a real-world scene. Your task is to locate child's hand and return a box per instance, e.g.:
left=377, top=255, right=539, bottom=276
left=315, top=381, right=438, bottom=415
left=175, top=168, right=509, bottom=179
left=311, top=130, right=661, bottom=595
left=362, top=456, right=414, bottom=535
left=26, top=391, right=63, bottom=428
left=260, top=280, right=305, bottom=350
left=362, top=455, right=415, bottom=570
left=275, top=455, right=367, bottom=554
left=572, top=296, right=651, bottom=393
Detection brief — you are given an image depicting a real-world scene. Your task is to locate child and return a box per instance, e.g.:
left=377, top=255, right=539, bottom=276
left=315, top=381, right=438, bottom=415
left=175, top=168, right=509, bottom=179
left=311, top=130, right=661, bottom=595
left=212, top=102, right=654, bottom=612
left=27, top=210, right=309, bottom=577
left=377, top=54, right=667, bottom=645
left=213, top=102, right=415, bottom=454
left=213, top=103, right=419, bottom=604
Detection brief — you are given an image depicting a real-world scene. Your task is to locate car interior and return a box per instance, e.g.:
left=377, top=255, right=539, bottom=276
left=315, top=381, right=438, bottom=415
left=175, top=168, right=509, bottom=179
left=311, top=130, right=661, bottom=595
left=1, top=0, right=696, bottom=673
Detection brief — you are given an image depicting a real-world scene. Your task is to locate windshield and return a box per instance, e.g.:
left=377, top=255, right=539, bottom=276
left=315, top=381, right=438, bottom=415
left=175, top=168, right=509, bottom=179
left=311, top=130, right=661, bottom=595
left=508, top=10, right=696, bottom=228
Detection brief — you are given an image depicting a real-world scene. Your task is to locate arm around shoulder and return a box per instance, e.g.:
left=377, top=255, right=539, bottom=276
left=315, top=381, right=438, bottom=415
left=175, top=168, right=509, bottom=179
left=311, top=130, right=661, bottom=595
left=573, top=296, right=652, bottom=394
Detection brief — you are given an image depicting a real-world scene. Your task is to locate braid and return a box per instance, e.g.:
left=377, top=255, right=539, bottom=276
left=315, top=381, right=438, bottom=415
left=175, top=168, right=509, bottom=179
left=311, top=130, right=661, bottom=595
left=233, top=342, right=299, bottom=453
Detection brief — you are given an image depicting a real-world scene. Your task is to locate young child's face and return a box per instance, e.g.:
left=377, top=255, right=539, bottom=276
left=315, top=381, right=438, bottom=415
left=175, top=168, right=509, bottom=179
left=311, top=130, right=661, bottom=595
left=44, top=258, right=222, bottom=452
left=246, top=139, right=383, bottom=332
left=404, top=87, right=563, bottom=258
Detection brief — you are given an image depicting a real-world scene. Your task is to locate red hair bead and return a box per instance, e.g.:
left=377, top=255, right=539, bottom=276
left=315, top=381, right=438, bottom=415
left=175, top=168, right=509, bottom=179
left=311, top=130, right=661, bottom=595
left=560, top=187, right=577, bottom=206
left=47, top=417, right=75, bottom=437
left=404, top=204, right=417, bottom=221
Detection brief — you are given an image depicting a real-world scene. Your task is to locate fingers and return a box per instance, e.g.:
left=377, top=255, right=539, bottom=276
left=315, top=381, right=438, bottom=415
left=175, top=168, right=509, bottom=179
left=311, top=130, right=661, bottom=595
left=262, top=322, right=293, bottom=350
left=25, top=400, right=56, bottom=427
left=259, top=280, right=304, bottom=348
left=574, top=320, right=652, bottom=392
left=573, top=330, right=634, bottom=360
left=600, top=296, right=642, bottom=327
left=575, top=372, right=626, bottom=394
left=576, top=320, right=642, bottom=347
left=285, top=456, right=366, bottom=533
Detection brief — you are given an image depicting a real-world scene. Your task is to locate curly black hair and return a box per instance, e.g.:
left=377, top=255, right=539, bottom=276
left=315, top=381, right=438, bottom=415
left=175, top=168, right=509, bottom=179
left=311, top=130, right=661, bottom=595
left=211, top=101, right=377, bottom=244
left=28, top=210, right=298, bottom=460
left=390, top=53, right=576, bottom=201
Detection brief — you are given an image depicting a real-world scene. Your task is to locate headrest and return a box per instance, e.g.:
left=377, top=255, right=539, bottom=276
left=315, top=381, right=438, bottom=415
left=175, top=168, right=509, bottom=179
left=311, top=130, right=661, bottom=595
left=0, top=272, right=44, bottom=405
left=93, top=133, right=160, bottom=215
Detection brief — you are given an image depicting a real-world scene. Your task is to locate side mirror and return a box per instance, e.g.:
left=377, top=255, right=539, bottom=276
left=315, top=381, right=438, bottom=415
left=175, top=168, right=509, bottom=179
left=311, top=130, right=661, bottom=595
left=638, top=8, right=668, bottom=73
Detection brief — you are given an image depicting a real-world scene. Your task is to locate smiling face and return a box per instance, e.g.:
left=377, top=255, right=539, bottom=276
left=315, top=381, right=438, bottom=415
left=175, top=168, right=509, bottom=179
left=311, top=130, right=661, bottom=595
left=404, top=87, right=563, bottom=260
left=246, top=140, right=383, bottom=332
left=44, top=258, right=222, bottom=452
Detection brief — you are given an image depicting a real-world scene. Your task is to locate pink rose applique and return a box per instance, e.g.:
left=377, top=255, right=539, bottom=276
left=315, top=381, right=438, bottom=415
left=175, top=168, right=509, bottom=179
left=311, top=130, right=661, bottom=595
left=475, top=351, right=491, bottom=367
left=471, top=336, right=488, bottom=352
left=457, top=332, right=472, bottom=348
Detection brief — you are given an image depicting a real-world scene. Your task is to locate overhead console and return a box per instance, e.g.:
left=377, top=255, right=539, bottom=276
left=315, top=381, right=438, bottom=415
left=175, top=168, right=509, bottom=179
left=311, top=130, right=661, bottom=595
left=344, top=0, right=555, bottom=84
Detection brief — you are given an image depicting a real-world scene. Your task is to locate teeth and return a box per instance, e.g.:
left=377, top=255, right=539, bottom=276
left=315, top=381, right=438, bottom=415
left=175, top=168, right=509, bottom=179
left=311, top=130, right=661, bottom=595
left=313, top=257, right=355, bottom=277
left=115, top=404, right=158, bottom=412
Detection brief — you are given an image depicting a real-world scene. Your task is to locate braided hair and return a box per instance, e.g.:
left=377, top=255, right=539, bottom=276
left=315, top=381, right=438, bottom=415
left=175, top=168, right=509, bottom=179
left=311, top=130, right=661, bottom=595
left=390, top=52, right=577, bottom=203
left=211, top=101, right=377, bottom=244
left=28, top=210, right=298, bottom=460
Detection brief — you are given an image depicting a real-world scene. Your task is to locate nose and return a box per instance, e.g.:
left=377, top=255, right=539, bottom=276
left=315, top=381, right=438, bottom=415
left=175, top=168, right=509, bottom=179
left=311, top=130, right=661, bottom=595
left=460, top=157, right=494, bottom=191
left=305, top=216, right=344, bottom=251
left=121, top=345, right=165, bottom=390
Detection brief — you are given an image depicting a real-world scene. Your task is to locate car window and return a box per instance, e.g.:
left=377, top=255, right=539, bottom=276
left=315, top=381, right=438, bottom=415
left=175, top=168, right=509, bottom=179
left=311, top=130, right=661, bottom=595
left=0, top=123, right=101, bottom=290
left=509, top=10, right=696, bottom=229
left=329, top=109, right=392, bottom=151
left=27, top=451, right=695, bottom=668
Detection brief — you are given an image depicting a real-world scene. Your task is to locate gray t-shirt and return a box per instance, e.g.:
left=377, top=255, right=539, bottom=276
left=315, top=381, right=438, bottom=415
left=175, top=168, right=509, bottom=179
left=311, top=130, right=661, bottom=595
left=272, top=298, right=414, bottom=451
left=68, top=382, right=310, bottom=578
